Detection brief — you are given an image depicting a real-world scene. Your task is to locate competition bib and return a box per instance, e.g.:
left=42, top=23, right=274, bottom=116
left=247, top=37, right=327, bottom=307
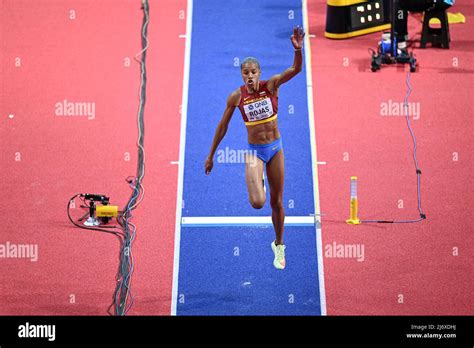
left=243, top=97, right=274, bottom=122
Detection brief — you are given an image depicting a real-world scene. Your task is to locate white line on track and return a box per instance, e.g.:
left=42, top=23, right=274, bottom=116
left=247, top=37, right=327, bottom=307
left=181, top=216, right=316, bottom=227
left=303, top=0, right=327, bottom=316
left=171, top=0, right=193, bottom=316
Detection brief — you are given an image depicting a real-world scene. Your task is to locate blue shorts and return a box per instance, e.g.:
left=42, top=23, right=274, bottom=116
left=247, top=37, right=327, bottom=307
left=248, top=137, right=283, bottom=164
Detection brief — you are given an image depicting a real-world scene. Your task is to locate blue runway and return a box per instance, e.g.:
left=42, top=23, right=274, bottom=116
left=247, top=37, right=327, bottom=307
left=176, top=0, right=322, bottom=315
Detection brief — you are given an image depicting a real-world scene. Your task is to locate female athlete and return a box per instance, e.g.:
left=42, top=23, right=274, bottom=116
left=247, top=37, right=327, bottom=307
left=204, top=26, right=305, bottom=270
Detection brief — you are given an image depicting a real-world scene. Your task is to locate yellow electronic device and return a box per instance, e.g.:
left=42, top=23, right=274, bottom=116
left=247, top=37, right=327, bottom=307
left=96, top=205, right=119, bottom=218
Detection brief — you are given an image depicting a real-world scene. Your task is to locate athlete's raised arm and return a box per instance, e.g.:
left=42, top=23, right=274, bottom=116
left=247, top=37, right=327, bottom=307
left=205, top=88, right=241, bottom=175
left=267, top=26, right=305, bottom=94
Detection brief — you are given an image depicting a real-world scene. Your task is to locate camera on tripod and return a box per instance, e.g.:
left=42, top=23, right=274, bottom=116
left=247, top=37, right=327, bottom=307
left=80, top=194, right=118, bottom=227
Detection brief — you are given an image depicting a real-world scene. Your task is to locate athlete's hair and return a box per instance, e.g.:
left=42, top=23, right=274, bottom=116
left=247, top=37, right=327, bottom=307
left=240, top=57, right=260, bottom=70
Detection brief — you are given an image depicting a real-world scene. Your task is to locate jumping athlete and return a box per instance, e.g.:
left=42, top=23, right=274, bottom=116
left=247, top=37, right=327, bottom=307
left=204, top=26, right=305, bottom=270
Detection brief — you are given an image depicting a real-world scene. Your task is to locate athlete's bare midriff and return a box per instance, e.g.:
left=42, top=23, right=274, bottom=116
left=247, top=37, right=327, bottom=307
left=246, top=119, right=281, bottom=144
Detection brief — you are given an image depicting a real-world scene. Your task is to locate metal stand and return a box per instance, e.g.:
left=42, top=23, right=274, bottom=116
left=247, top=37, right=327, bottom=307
left=83, top=199, right=99, bottom=226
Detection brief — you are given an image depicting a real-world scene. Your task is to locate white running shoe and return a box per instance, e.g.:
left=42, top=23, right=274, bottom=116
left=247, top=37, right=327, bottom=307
left=271, top=240, right=286, bottom=270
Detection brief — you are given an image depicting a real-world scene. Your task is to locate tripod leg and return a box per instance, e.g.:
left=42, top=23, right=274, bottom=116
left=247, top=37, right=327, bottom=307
left=78, top=211, right=91, bottom=222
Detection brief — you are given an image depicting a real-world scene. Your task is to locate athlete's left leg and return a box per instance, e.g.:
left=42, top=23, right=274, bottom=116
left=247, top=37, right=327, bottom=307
left=266, top=149, right=286, bottom=269
left=266, top=149, right=285, bottom=245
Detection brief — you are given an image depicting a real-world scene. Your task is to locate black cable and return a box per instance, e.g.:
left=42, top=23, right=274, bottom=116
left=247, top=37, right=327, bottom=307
left=66, top=0, right=149, bottom=316
left=361, top=70, right=426, bottom=224
left=112, top=0, right=149, bottom=316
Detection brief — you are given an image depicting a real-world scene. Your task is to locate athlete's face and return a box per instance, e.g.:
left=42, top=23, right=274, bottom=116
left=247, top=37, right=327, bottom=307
left=241, top=63, right=261, bottom=89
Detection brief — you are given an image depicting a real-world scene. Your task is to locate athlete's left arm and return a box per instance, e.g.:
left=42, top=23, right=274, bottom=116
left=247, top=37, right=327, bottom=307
left=267, top=26, right=305, bottom=93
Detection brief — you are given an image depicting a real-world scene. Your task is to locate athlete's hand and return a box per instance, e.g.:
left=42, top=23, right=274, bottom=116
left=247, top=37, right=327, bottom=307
left=291, top=26, right=305, bottom=50
left=205, top=157, right=214, bottom=175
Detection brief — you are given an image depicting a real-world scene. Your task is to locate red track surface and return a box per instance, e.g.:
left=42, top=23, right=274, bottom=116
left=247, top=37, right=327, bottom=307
left=308, top=0, right=473, bottom=314
left=1, top=0, right=472, bottom=316
left=1, top=0, right=185, bottom=314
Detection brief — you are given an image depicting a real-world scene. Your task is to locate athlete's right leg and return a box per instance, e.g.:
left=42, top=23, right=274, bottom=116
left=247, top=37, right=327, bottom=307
left=245, top=153, right=265, bottom=209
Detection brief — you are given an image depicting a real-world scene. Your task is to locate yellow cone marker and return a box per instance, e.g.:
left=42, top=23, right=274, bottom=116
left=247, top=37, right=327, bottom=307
left=346, top=176, right=361, bottom=225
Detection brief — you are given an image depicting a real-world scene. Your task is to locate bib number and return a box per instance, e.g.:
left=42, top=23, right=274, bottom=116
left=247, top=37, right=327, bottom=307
left=243, top=98, right=274, bottom=122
